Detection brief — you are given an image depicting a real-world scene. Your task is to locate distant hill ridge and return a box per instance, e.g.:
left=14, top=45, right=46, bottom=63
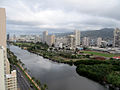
left=56, top=28, right=114, bottom=40
left=81, top=28, right=114, bottom=40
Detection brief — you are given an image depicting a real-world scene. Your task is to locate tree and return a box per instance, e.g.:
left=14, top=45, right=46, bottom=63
left=24, top=68, right=27, bottom=72
left=22, top=63, right=25, bottom=67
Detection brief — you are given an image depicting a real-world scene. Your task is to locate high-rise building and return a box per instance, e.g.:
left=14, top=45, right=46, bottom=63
left=0, top=47, right=17, bottom=90
left=0, top=8, right=6, bottom=49
left=0, top=46, right=6, bottom=90
left=82, top=37, right=89, bottom=47
left=74, top=30, right=80, bottom=47
left=67, top=35, right=75, bottom=49
left=97, top=37, right=102, bottom=47
left=113, top=28, right=120, bottom=47
left=43, top=31, right=48, bottom=43
left=0, top=8, right=17, bottom=90
left=0, top=8, right=10, bottom=74
left=47, top=35, right=55, bottom=46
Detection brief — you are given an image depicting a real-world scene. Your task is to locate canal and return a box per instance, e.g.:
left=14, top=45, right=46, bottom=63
left=10, top=45, right=107, bottom=90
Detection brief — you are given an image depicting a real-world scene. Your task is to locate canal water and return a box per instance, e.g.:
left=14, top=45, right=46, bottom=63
left=10, top=45, right=107, bottom=90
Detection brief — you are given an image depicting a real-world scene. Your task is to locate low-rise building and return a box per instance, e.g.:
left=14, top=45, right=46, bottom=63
left=6, top=70, right=17, bottom=90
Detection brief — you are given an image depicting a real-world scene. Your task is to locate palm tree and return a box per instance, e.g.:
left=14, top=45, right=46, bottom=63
left=22, top=63, right=25, bottom=67
left=36, top=80, right=41, bottom=86
left=24, top=68, right=27, bottom=72
left=18, top=59, right=22, bottom=64
left=41, top=84, right=48, bottom=90
left=32, top=77, right=35, bottom=81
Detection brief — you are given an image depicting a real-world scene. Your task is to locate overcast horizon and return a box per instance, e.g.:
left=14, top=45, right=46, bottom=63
left=1, top=0, right=120, bottom=33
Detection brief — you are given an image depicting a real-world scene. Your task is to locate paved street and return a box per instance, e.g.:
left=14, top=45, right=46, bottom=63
left=11, top=64, right=35, bottom=90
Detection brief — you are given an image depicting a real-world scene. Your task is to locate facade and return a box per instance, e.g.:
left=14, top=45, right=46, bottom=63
left=0, top=46, right=6, bottom=90
left=0, top=8, right=6, bottom=49
left=55, top=37, right=68, bottom=48
left=47, top=35, right=55, bottom=46
left=90, top=39, right=96, bottom=46
left=5, top=59, right=10, bottom=74
left=42, top=31, right=55, bottom=46
left=33, top=35, right=41, bottom=43
left=101, top=40, right=108, bottom=47
left=97, top=37, right=102, bottom=47
left=43, top=31, right=48, bottom=43
left=74, top=30, right=80, bottom=47
left=0, top=8, right=10, bottom=74
left=0, top=8, right=17, bottom=90
left=6, top=70, right=17, bottom=90
left=67, top=35, right=75, bottom=49
left=82, top=37, right=89, bottom=47
left=113, top=28, right=120, bottom=47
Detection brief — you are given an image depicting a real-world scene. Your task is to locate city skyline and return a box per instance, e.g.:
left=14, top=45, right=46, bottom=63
left=1, top=0, right=120, bottom=33
left=1, top=1, right=120, bottom=90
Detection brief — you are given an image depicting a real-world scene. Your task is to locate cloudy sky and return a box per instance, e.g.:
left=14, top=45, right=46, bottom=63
left=0, top=0, right=120, bottom=33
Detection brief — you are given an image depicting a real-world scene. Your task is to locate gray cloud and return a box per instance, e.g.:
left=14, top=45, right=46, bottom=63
left=1, top=0, right=120, bottom=33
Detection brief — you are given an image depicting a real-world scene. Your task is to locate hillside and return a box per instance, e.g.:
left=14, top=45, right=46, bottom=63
left=56, top=28, right=114, bottom=40
left=81, top=28, right=114, bottom=40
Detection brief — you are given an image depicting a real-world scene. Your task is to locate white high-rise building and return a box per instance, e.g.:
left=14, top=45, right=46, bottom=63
left=43, top=31, right=48, bottom=43
left=82, top=37, right=89, bottom=47
left=0, top=8, right=6, bottom=49
left=67, top=35, right=75, bottom=49
left=113, top=28, right=120, bottom=47
left=47, top=35, right=55, bottom=46
left=0, top=46, right=6, bottom=90
left=97, top=37, right=102, bottom=47
left=0, top=8, right=17, bottom=90
left=74, top=30, right=80, bottom=47
left=0, top=46, right=17, bottom=90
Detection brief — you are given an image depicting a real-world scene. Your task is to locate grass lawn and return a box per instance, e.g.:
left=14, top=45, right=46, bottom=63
left=81, top=51, right=119, bottom=58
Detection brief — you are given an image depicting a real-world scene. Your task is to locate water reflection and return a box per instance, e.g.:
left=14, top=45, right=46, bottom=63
left=10, top=45, right=107, bottom=90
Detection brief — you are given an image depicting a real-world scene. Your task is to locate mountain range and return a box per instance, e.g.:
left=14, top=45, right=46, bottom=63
left=56, top=28, right=114, bottom=40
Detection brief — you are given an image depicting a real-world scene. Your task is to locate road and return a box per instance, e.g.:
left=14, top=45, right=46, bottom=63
left=11, top=64, right=35, bottom=90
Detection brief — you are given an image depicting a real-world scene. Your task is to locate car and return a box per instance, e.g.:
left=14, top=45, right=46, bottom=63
left=30, top=84, right=33, bottom=88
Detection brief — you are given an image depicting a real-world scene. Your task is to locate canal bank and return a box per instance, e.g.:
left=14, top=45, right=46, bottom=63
left=10, top=45, right=107, bottom=90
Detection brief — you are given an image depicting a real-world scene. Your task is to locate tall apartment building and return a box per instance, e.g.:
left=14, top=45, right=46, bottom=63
left=0, top=46, right=6, bottom=90
left=0, top=8, right=17, bottom=90
left=74, top=30, right=80, bottom=47
left=67, top=35, right=75, bottom=49
left=0, top=8, right=6, bottom=49
left=47, top=35, right=55, bottom=46
left=0, top=47, right=17, bottom=90
left=82, top=37, right=89, bottom=47
left=113, top=28, right=120, bottom=47
left=97, top=37, right=102, bottom=47
left=43, top=31, right=48, bottom=43
left=42, top=31, right=55, bottom=46
left=0, top=8, right=10, bottom=74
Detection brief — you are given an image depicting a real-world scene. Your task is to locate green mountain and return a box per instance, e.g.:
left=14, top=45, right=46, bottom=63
left=81, top=28, right=114, bottom=40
